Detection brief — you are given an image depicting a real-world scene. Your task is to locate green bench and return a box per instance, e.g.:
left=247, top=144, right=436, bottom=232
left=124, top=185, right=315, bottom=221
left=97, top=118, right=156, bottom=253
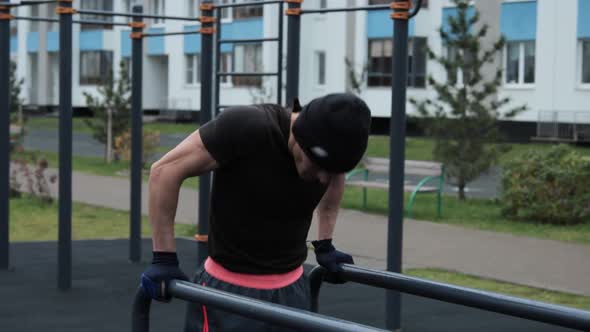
left=345, top=157, right=445, bottom=218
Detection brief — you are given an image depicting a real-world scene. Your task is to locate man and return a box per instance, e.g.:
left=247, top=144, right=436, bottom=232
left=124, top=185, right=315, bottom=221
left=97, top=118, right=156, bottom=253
left=141, top=93, right=372, bottom=331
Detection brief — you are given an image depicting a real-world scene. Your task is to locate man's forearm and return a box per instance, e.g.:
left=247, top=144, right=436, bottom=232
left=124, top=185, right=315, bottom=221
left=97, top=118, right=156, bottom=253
left=149, top=166, right=183, bottom=252
left=317, top=208, right=338, bottom=240
left=316, top=174, right=345, bottom=240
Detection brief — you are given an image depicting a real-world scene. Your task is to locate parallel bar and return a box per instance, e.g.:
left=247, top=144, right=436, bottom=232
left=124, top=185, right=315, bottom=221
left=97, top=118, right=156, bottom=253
left=214, top=0, right=282, bottom=9
left=301, top=5, right=389, bottom=15
left=218, top=37, right=278, bottom=44
left=217, top=105, right=234, bottom=109
left=197, top=0, right=213, bottom=267
left=0, top=0, right=57, bottom=6
left=13, top=16, right=132, bottom=26
left=339, top=265, right=590, bottom=331
left=169, top=281, right=387, bottom=332
left=129, top=5, right=143, bottom=264
left=57, top=0, right=73, bottom=291
left=276, top=0, right=283, bottom=105
left=213, top=7, right=221, bottom=117
left=217, top=72, right=278, bottom=77
left=141, top=30, right=200, bottom=37
left=76, top=9, right=200, bottom=22
left=285, top=0, right=301, bottom=106
left=0, top=5, right=10, bottom=270
left=387, top=1, right=409, bottom=328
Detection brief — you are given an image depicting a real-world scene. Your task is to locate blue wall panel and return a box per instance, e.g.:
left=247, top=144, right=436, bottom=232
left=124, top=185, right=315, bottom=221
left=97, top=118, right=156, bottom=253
left=147, top=28, right=165, bottom=55
left=121, top=30, right=131, bottom=57
left=10, top=36, right=17, bottom=54
left=501, top=1, right=537, bottom=41
left=27, top=32, right=39, bottom=53
left=80, top=30, right=104, bottom=51
left=579, top=0, right=590, bottom=38
left=441, top=6, right=475, bottom=38
left=47, top=31, right=59, bottom=52
left=183, top=25, right=201, bottom=54
left=367, top=10, right=415, bottom=38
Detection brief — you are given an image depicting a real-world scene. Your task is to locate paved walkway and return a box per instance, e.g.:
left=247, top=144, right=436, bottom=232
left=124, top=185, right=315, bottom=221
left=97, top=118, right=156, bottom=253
left=30, top=167, right=590, bottom=296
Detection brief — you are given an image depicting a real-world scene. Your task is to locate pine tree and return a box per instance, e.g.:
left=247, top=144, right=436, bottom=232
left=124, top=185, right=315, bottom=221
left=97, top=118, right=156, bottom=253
left=84, top=60, right=132, bottom=163
left=9, top=60, right=24, bottom=123
left=410, top=0, right=526, bottom=200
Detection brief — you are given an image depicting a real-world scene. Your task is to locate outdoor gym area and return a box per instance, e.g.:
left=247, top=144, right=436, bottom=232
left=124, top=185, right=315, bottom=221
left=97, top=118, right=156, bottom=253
left=1, top=0, right=590, bottom=331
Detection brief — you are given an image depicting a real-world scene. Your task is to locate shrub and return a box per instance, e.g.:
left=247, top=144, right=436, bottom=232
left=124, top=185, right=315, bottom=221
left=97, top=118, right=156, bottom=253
left=113, top=129, right=160, bottom=168
left=10, top=150, right=57, bottom=203
left=501, top=145, right=590, bottom=225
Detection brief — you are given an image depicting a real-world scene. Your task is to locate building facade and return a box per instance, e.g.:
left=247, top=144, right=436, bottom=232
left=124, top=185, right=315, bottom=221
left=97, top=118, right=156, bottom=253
left=8, top=0, right=590, bottom=140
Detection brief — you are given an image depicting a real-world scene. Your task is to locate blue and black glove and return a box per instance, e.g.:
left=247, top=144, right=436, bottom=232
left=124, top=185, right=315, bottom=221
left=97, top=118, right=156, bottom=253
left=312, top=239, right=354, bottom=284
left=141, top=251, right=189, bottom=302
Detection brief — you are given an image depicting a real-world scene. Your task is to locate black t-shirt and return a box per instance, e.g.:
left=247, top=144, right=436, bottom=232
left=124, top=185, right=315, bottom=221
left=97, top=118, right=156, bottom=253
left=199, top=104, right=328, bottom=274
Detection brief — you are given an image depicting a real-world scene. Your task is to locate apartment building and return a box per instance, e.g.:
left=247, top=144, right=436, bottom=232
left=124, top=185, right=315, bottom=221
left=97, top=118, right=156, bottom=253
left=8, top=0, right=590, bottom=141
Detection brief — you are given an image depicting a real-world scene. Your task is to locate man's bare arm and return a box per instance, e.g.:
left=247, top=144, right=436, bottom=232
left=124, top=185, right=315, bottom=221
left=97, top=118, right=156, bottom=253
left=316, top=174, right=346, bottom=240
left=149, top=130, right=217, bottom=252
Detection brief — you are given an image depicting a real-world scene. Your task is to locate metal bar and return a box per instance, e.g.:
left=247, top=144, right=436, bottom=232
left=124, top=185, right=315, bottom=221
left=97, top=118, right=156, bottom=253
left=214, top=0, right=282, bottom=9
left=285, top=0, right=301, bottom=106
left=76, top=9, right=199, bottom=22
left=277, top=0, right=283, bottom=105
left=216, top=105, right=233, bottom=109
left=217, top=72, right=278, bottom=77
left=197, top=0, right=213, bottom=267
left=218, top=37, right=278, bottom=44
left=57, top=0, right=73, bottom=291
left=141, top=30, right=200, bottom=37
left=409, top=0, right=423, bottom=18
left=0, top=5, right=10, bottom=270
left=214, top=7, right=221, bottom=118
left=13, top=16, right=131, bottom=26
left=12, top=15, right=57, bottom=23
left=388, top=0, right=410, bottom=328
left=177, top=281, right=386, bottom=332
left=301, top=5, right=389, bottom=15
left=339, top=265, right=590, bottom=331
left=0, top=0, right=57, bottom=7
left=129, top=5, right=143, bottom=264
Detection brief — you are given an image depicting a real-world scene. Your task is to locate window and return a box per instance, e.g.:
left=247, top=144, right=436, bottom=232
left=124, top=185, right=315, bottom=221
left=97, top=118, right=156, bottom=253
left=320, top=0, right=327, bottom=9
left=368, top=38, right=427, bottom=88
left=219, top=52, right=233, bottom=84
left=446, top=45, right=475, bottom=85
left=219, top=0, right=232, bottom=20
left=186, top=0, right=199, bottom=17
left=81, top=0, right=113, bottom=30
left=30, top=5, right=39, bottom=31
left=233, top=44, right=262, bottom=87
left=80, top=51, right=113, bottom=85
left=505, top=41, right=535, bottom=85
left=233, top=0, right=263, bottom=19
left=369, top=0, right=428, bottom=8
left=185, top=54, right=200, bottom=85
left=153, top=0, right=166, bottom=24
left=582, top=40, right=590, bottom=84
left=316, top=51, right=326, bottom=85
left=122, top=58, right=132, bottom=81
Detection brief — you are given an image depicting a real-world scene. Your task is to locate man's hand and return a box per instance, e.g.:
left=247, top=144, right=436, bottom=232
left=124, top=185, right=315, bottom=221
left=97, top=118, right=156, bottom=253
left=140, top=252, right=189, bottom=302
left=311, top=239, right=354, bottom=284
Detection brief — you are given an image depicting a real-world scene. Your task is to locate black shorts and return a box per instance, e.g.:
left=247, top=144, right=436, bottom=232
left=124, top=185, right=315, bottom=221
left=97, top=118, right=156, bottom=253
left=183, top=265, right=310, bottom=332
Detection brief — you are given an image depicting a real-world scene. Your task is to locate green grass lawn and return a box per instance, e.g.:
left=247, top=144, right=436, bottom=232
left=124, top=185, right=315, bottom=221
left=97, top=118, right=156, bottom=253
left=405, top=268, right=590, bottom=311
left=26, top=116, right=198, bottom=136
left=342, top=188, right=590, bottom=245
left=368, top=135, right=590, bottom=163
left=9, top=196, right=196, bottom=241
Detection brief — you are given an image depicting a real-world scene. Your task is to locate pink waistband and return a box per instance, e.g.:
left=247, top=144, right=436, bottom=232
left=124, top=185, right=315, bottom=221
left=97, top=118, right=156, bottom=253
left=204, top=257, right=303, bottom=290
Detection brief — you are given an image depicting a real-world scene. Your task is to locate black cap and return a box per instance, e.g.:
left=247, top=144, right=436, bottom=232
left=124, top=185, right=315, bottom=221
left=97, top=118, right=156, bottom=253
left=292, top=93, right=371, bottom=173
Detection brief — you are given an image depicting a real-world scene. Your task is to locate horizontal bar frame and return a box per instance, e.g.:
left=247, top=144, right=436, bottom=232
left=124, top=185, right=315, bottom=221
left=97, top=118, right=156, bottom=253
left=12, top=15, right=130, bottom=26
left=301, top=5, right=390, bottom=15
left=141, top=30, right=201, bottom=38
left=219, top=37, right=278, bottom=44
left=168, top=281, right=387, bottom=332
left=217, top=72, right=278, bottom=77
left=214, top=0, right=282, bottom=9
left=0, top=0, right=56, bottom=7
left=76, top=9, right=199, bottom=22
left=325, top=265, right=590, bottom=331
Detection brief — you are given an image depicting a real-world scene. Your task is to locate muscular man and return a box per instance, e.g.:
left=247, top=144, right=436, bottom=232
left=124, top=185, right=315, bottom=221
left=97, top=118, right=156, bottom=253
left=141, top=93, right=371, bottom=331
